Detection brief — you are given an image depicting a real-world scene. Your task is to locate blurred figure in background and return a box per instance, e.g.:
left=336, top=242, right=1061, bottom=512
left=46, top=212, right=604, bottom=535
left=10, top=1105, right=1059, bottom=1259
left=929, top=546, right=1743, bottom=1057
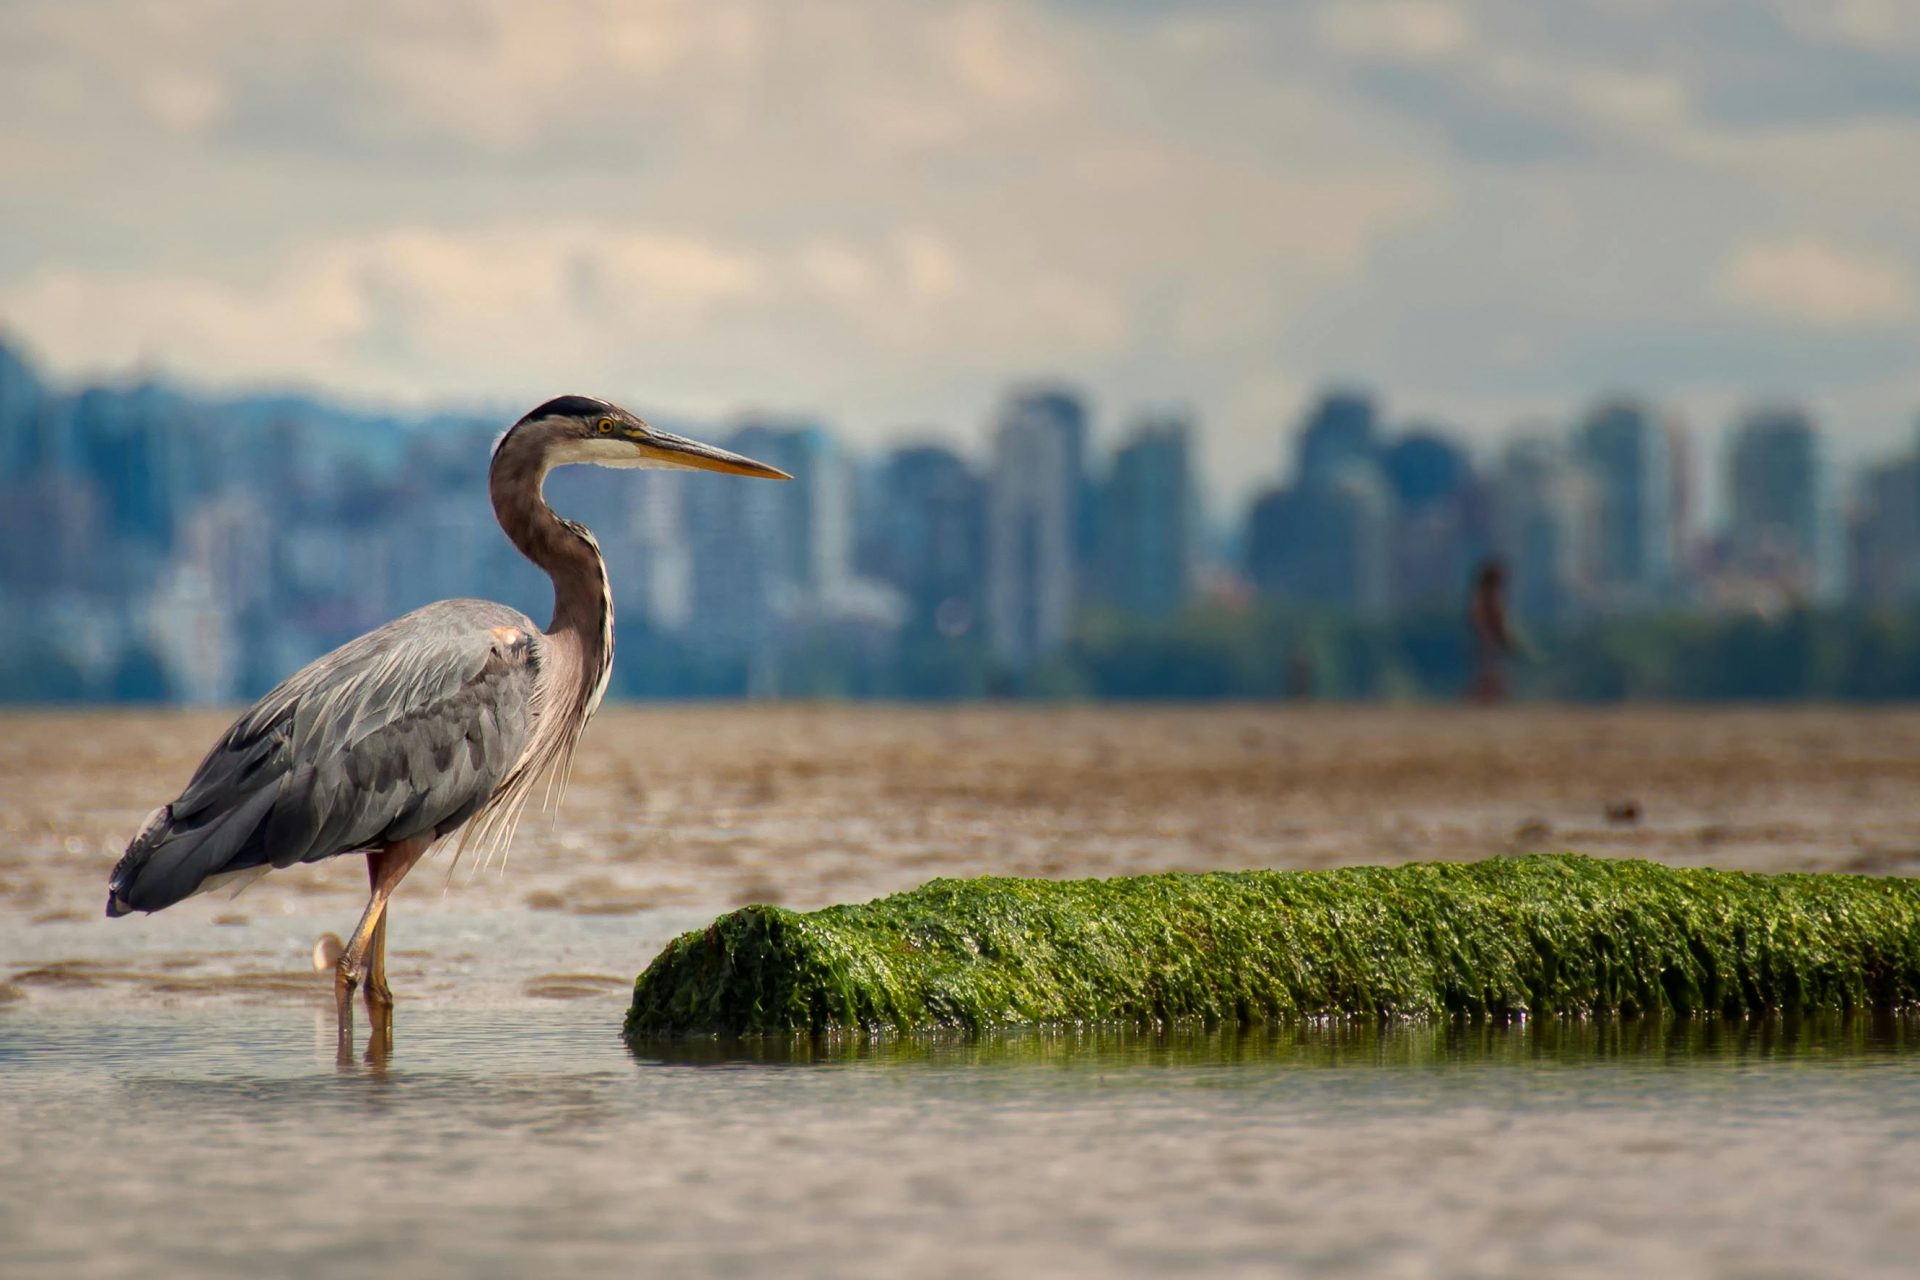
left=1467, top=557, right=1516, bottom=704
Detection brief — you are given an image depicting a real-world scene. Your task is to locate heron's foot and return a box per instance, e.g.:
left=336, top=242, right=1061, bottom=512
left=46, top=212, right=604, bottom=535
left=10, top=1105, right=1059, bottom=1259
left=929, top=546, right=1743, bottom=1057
left=334, top=957, right=365, bottom=1023
left=365, top=1012, right=392, bottom=1067
left=334, top=957, right=395, bottom=1065
left=333, top=958, right=358, bottom=1063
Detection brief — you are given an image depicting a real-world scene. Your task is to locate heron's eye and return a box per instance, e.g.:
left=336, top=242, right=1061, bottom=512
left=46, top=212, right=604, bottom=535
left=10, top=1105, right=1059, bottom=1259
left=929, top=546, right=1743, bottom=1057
left=597, top=418, right=615, bottom=434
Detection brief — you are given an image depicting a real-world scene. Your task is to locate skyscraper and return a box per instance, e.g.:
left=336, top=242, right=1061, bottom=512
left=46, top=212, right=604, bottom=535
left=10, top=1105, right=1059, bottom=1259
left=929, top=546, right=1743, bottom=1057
left=1849, top=454, right=1920, bottom=609
left=71, top=384, right=186, bottom=556
left=1000, top=384, right=1097, bottom=578
left=987, top=393, right=1081, bottom=667
left=868, top=444, right=986, bottom=636
left=1244, top=390, right=1392, bottom=616
left=548, top=463, right=697, bottom=634
left=1726, top=406, right=1837, bottom=602
left=1490, top=434, right=1594, bottom=624
left=1004, top=386, right=1088, bottom=490
left=1101, top=414, right=1195, bottom=618
left=730, top=421, right=851, bottom=598
left=0, top=339, right=46, bottom=479
left=1243, top=466, right=1391, bottom=617
left=1380, top=428, right=1481, bottom=612
left=682, top=419, right=834, bottom=660
left=1573, top=399, right=1676, bottom=606
left=1295, top=390, right=1380, bottom=485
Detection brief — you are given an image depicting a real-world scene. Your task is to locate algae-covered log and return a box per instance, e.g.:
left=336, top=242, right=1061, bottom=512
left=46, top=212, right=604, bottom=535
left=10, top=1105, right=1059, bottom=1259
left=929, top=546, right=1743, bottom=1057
left=624, top=854, right=1920, bottom=1038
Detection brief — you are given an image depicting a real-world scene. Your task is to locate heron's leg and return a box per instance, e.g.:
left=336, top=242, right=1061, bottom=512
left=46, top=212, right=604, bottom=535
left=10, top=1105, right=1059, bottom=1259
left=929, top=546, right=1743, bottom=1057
left=334, top=895, right=382, bottom=1037
left=365, top=861, right=393, bottom=1013
left=333, top=836, right=432, bottom=1038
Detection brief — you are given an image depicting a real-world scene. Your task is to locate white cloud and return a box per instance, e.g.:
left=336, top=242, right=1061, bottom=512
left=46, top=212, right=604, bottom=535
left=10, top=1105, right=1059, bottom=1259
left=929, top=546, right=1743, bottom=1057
left=0, top=0, right=1455, bottom=500
left=938, top=2, right=1070, bottom=111
left=140, top=70, right=227, bottom=134
left=0, top=0, right=1095, bottom=160
left=1318, top=1, right=1470, bottom=63
left=2, top=224, right=784, bottom=397
left=897, top=231, right=964, bottom=302
left=1720, top=237, right=1916, bottom=328
left=6, top=0, right=1920, bottom=500
left=1779, top=0, right=1920, bottom=56
left=0, top=219, right=1138, bottom=403
left=1562, top=69, right=1691, bottom=131
left=350, top=0, right=768, bottom=151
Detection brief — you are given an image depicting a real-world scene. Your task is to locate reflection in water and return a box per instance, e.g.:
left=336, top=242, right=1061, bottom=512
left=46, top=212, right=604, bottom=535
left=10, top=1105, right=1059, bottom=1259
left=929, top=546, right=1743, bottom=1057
left=6, top=1005, right=1920, bottom=1279
left=627, top=1010, right=1920, bottom=1068
left=340, top=989, right=397, bottom=1072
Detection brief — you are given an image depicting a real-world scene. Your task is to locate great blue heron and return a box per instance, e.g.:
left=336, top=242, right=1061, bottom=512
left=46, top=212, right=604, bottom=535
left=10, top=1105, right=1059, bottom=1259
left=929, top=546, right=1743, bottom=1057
left=105, top=395, right=786, bottom=1043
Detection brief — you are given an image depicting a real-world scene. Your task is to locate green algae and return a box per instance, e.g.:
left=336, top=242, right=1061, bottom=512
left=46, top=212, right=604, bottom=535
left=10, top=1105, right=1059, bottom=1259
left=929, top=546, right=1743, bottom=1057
left=623, top=855, right=1920, bottom=1039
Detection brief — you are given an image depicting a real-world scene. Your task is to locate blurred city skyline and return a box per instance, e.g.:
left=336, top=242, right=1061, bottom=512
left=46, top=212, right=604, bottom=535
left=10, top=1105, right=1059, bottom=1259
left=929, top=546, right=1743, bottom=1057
left=0, top=322, right=1904, bottom=532
left=3, top=0, right=1919, bottom=507
left=8, top=333, right=1920, bottom=704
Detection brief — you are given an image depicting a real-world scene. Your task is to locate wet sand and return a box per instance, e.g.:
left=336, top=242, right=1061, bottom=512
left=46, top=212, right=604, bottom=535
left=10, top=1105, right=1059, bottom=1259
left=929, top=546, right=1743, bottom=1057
left=6, top=704, right=1920, bottom=1003
left=5, top=704, right=1920, bottom=1278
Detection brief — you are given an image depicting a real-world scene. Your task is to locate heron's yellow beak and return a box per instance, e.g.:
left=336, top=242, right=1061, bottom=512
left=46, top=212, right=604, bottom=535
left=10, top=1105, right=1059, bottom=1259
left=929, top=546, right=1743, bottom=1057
left=637, top=430, right=790, bottom=479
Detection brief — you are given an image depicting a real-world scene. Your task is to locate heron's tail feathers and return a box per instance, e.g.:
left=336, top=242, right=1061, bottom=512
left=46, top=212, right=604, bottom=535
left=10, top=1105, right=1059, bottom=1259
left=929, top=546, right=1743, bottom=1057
left=105, top=805, right=171, bottom=917
left=105, top=790, right=276, bottom=917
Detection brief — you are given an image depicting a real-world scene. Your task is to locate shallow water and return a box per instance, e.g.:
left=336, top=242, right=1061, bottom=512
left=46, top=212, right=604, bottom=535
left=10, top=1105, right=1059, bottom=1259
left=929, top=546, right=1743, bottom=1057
left=10, top=706, right=1920, bottom=1277
left=5, top=1007, right=1920, bottom=1279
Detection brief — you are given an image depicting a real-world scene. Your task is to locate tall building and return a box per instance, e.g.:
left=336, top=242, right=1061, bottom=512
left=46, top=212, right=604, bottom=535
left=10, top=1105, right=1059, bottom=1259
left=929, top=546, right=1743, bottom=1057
left=681, top=421, right=817, bottom=659
left=683, top=419, right=899, bottom=687
left=868, top=444, right=986, bottom=636
left=1380, top=430, right=1470, bottom=510
left=1101, top=414, right=1195, bottom=618
left=1849, top=454, right=1920, bottom=609
left=1726, top=406, right=1837, bottom=602
left=1573, top=399, right=1676, bottom=606
left=1295, top=390, right=1380, bottom=485
left=0, top=338, right=47, bottom=479
left=1380, top=428, right=1481, bottom=612
left=1490, top=434, right=1594, bottom=624
left=0, top=470, right=102, bottom=598
left=1667, top=420, right=1697, bottom=574
left=72, top=384, right=199, bottom=555
left=1000, top=384, right=1096, bottom=576
left=1245, top=391, right=1392, bottom=616
left=625, top=470, right=695, bottom=633
left=987, top=395, right=1081, bottom=667
left=1243, top=465, right=1392, bottom=617
left=731, top=422, right=851, bottom=598
left=1003, top=386, right=1088, bottom=489
left=544, top=461, right=695, bottom=634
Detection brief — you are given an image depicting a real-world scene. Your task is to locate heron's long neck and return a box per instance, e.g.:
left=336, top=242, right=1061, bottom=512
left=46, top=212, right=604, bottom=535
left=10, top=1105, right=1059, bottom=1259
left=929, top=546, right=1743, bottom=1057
left=489, top=443, right=613, bottom=712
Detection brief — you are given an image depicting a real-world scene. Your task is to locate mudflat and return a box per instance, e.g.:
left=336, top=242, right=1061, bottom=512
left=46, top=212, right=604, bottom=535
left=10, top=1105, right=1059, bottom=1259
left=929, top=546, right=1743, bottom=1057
left=6, top=705, right=1920, bottom=1280
left=6, top=703, right=1920, bottom=1008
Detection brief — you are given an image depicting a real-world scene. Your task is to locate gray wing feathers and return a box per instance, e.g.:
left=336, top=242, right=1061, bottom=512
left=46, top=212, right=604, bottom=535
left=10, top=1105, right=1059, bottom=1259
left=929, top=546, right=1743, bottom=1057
left=108, top=599, right=540, bottom=915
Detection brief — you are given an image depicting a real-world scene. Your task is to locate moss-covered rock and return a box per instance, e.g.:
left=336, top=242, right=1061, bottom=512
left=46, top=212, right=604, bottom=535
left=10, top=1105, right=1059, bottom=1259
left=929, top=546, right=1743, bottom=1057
left=623, top=855, right=1920, bottom=1039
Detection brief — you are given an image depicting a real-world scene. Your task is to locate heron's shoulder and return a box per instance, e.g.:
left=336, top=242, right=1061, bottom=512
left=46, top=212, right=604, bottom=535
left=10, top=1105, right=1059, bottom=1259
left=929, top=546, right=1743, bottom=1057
left=228, top=601, right=541, bottom=740
left=374, top=599, right=545, bottom=674
left=382, top=598, right=540, bottom=636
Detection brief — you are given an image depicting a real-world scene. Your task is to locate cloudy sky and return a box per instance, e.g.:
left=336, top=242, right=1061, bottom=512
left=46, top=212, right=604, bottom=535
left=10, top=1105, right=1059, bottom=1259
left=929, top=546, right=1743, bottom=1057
left=2, top=0, right=1917, bottom=501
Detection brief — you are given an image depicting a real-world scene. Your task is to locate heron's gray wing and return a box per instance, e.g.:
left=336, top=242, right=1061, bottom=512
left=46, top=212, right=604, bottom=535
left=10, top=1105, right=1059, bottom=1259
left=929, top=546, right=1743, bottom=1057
left=108, top=599, right=541, bottom=915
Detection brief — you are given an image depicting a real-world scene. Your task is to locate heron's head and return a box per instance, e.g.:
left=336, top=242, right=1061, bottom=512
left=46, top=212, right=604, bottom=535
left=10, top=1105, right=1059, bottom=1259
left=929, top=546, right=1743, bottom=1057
left=500, top=395, right=790, bottom=480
